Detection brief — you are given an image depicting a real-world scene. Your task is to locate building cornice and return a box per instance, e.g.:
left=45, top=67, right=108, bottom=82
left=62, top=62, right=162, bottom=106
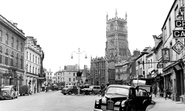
left=0, top=14, right=26, bottom=40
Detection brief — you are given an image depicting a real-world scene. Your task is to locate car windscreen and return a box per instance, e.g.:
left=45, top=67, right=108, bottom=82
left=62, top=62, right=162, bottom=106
left=1, top=86, right=11, bottom=90
left=106, top=86, right=129, bottom=96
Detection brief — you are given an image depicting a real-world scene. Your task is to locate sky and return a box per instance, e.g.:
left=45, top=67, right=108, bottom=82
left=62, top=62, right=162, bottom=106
left=0, top=0, right=174, bottom=72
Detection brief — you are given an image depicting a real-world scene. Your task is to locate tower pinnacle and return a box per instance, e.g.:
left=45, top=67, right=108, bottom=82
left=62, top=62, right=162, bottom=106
left=115, top=8, right=117, bottom=17
left=106, top=12, right=108, bottom=21
left=125, top=11, right=127, bottom=20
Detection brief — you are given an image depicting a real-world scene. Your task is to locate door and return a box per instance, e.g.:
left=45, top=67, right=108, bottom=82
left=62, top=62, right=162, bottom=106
left=133, top=88, right=150, bottom=110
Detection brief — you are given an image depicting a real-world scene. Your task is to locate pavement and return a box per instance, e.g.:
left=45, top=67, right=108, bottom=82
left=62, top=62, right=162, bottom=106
left=146, top=95, right=185, bottom=111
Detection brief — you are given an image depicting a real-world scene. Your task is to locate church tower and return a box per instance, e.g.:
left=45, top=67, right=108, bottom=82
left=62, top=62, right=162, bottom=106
left=105, top=10, right=131, bottom=62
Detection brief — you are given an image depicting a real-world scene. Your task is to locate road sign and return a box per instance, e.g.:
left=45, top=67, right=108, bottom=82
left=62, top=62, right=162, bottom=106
left=175, top=20, right=185, bottom=28
left=173, top=30, right=185, bottom=38
left=172, top=41, right=184, bottom=55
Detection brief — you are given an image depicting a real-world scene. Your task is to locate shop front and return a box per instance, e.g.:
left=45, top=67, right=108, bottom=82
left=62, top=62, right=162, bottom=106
left=162, top=60, right=184, bottom=101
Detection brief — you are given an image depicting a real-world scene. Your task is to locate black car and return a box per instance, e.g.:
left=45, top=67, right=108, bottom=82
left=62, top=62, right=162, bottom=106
left=94, top=84, right=153, bottom=111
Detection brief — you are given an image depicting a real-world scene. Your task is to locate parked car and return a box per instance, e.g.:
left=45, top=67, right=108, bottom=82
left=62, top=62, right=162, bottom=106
left=19, top=85, right=31, bottom=96
left=94, top=84, right=153, bottom=111
left=90, top=85, right=101, bottom=95
left=61, top=86, right=78, bottom=95
left=0, top=85, right=19, bottom=100
left=51, top=84, right=59, bottom=91
left=80, top=84, right=92, bottom=95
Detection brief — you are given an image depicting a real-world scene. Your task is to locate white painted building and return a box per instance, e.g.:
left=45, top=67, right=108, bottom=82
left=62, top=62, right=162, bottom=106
left=25, top=36, right=42, bottom=93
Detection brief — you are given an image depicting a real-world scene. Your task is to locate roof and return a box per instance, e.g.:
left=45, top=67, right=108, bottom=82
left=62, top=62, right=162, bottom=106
left=161, top=0, right=177, bottom=30
left=108, top=84, right=132, bottom=89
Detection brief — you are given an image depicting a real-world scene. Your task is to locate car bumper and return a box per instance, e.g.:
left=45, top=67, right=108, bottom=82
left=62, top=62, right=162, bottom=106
left=94, top=108, right=122, bottom=111
left=94, top=109, right=121, bottom=111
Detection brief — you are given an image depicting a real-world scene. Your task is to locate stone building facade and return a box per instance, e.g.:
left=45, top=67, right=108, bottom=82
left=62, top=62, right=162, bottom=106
left=106, top=10, right=130, bottom=61
left=0, top=14, right=26, bottom=92
left=25, top=36, right=43, bottom=93
left=105, top=10, right=131, bottom=84
left=90, top=57, right=106, bottom=85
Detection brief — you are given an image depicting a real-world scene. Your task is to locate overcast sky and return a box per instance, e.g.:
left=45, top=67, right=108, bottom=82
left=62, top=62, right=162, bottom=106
left=0, top=0, right=174, bottom=72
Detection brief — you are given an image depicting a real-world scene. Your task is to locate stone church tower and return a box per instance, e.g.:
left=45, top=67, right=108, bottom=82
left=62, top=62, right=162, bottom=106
left=105, top=10, right=131, bottom=62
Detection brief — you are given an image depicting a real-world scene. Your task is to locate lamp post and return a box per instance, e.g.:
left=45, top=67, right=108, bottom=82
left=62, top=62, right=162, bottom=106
left=71, top=48, right=87, bottom=94
left=71, top=48, right=87, bottom=70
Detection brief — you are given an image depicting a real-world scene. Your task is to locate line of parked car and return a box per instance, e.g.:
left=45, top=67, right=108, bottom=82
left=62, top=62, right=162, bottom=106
left=0, top=85, right=19, bottom=100
left=61, top=84, right=101, bottom=95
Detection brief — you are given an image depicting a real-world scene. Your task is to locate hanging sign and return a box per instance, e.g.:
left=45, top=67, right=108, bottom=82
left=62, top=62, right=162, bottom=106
left=162, top=48, right=170, bottom=63
left=172, top=41, right=184, bottom=55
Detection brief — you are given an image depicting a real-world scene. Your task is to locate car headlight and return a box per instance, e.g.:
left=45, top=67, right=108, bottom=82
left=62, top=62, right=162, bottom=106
left=95, top=99, right=100, bottom=104
left=121, top=100, right=126, bottom=107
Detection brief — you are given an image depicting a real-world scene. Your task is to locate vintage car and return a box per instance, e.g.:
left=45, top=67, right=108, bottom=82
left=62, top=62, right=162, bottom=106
left=0, top=85, right=19, bottom=100
left=94, top=84, right=153, bottom=111
left=80, top=84, right=92, bottom=95
left=51, top=84, right=59, bottom=91
left=19, top=85, right=31, bottom=96
left=61, top=86, right=78, bottom=95
left=90, top=85, right=101, bottom=95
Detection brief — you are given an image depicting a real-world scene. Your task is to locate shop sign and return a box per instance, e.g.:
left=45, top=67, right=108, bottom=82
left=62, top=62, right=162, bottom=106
left=173, top=30, right=185, bottom=38
left=172, top=41, right=184, bottom=55
left=162, top=48, right=170, bottom=63
left=175, top=20, right=185, bottom=28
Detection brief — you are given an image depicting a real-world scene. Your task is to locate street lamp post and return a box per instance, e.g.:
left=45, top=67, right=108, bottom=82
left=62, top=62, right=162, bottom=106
left=71, top=48, right=87, bottom=94
left=71, top=48, right=87, bottom=70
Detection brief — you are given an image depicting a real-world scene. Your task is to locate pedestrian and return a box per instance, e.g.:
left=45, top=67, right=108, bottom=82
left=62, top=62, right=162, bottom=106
left=164, top=87, right=169, bottom=100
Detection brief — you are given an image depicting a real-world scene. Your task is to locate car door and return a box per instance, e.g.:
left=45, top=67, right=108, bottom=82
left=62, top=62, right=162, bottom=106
left=134, top=88, right=150, bottom=110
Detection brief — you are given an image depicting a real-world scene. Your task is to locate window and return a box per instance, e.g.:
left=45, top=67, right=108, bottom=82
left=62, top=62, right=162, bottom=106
left=30, top=53, right=31, bottom=61
left=35, top=56, right=37, bottom=63
left=35, top=67, right=37, bottom=74
left=6, top=33, right=8, bottom=44
left=16, top=54, right=18, bottom=66
left=33, top=55, right=34, bottom=62
left=30, top=65, right=31, bottom=72
left=16, top=40, right=19, bottom=50
left=5, top=49, right=8, bottom=55
left=20, top=56, right=23, bottom=69
left=73, top=78, right=75, bottom=81
left=11, top=58, right=13, bottom=66
left=163, top=26, right=167, bottom=41
left=73, top=73, right=75, bottom=76
left=38, top=68, right=40, bottom=74
left=26, top=51, right=28, bottom=59
left=0, top=46, right=2, bottom=53
left=11, top=51, right=14, bottom=57
left=69, top=78, right=71, bottom=82
left=5, top=57, right=8, bottom=65
left=118, top=74, right=120, bottom=80
left=0, top=30, right=2, bottom=41
left=169, top=17, right=171, bottom=35
left=0, top=54, right=2, bottom=64
left=21, top=42, right=23, bottom=52
left=12, top=37, right=14, bottom=47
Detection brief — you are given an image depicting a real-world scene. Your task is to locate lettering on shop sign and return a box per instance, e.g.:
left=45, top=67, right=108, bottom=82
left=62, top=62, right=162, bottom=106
left=175, top=20, right=185, bottom=28
left=173, top=30, right=185, bottom=38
